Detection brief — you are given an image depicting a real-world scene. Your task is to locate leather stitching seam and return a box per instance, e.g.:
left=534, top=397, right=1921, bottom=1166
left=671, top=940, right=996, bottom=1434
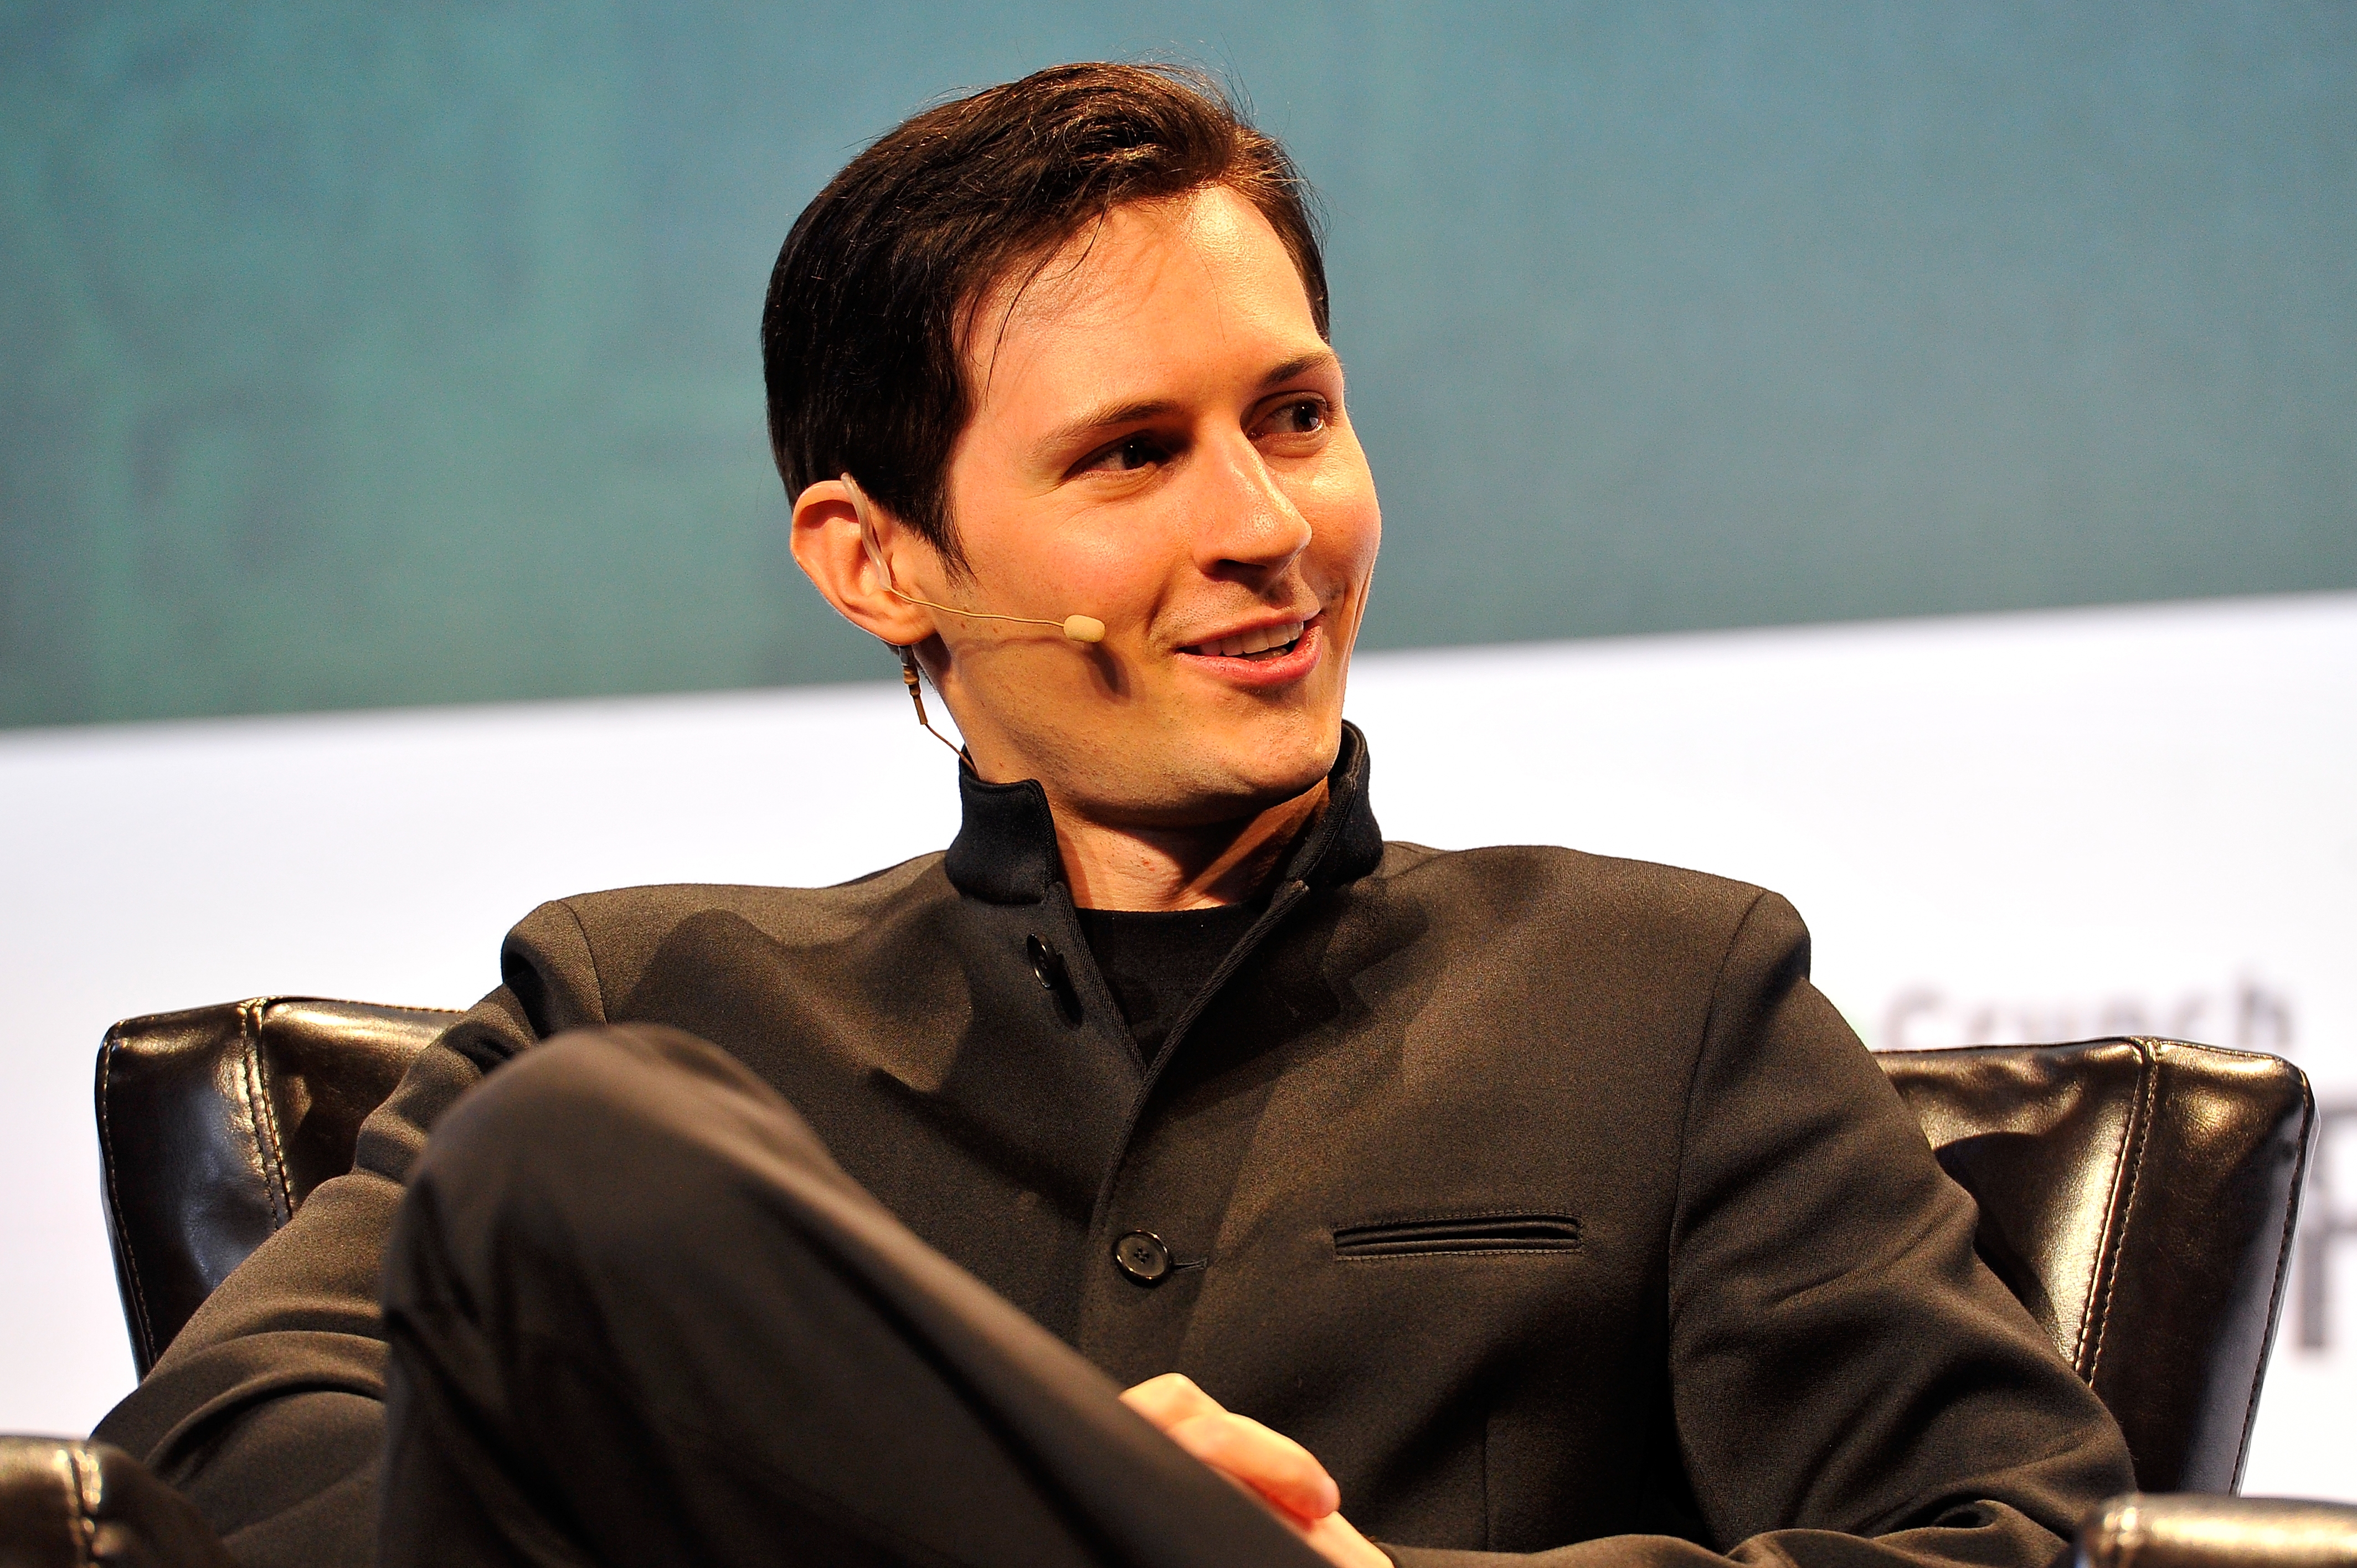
left=2070, top=1043, right=2144, bottom=1373
left=63, top=1442, right=99, bottom=1567
left=275, top=994, right=464, bottom=1016
left=2085, top=1039, right=2159, bottom=1384
left=96, top=1036, right=158, bottom=1370
left=241, top=999, right=296, bottom=1229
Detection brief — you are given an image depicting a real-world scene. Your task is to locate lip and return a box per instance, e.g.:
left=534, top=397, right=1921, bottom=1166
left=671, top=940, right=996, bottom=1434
left=1181, top=608, right=1315, bottom=651
left=1174, top=611, right=1325, bottom=689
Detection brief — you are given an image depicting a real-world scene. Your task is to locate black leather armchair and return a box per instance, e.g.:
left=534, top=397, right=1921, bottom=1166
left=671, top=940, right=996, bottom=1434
left=96, top=999, right=451, bottom=1379
left=2, top=999, right=2346, bottom=1565
left=1878, top=1038, right=2309, bottom=1494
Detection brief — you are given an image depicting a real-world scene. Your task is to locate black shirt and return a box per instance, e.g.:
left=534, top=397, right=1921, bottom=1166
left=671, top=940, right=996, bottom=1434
left=1074, top=901, right=1264, bottom=1062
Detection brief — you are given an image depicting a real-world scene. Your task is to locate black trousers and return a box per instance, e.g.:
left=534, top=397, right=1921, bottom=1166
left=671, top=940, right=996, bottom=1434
left=377, top=1025, right=1327, bottom=1568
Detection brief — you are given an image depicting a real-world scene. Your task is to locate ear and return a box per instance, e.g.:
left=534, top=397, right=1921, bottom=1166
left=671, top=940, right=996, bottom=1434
left=790, top=477, right=940, bottom=647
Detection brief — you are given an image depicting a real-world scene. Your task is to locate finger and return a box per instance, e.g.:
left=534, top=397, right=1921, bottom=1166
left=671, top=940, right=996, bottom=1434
left=1163, top=1410, right=1341, bottom=1523
left=1119, top=1377, right=1344, bottom=1523
left=1295, top=1509, right=1394, bottom=1568
left=1119, top=1372, right=1226, bottom=1431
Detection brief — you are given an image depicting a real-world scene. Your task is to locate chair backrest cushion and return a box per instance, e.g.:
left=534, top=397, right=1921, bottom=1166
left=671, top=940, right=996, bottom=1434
left=1879, top=1038, right=2312, bottom=1494
left=96, top=997, right=457, bottom=1376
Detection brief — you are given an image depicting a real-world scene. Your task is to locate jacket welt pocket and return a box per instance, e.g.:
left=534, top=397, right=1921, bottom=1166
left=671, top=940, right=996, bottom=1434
left=1331, top=1213, right=1582, bottom=1260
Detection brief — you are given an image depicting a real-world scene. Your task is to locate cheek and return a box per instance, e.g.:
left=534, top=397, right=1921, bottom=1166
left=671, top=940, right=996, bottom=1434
left=1058, top=520, right=1175, bottom=623
left=1301, top=464, right=1383, bottom=587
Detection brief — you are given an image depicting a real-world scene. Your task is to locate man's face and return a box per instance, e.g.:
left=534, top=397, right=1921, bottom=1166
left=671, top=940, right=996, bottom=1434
left=923, top=184, right=1381, bottom=828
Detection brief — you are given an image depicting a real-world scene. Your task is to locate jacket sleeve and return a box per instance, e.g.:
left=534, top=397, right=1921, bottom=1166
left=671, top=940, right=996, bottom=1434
left=1383, top=891, right=2137, bottom=1568
left=89, top=900, right=606, bottom=1568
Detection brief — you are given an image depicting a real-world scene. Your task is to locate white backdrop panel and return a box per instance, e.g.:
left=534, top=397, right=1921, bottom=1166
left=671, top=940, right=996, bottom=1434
left=3, top=591, right=2351, bottom=1495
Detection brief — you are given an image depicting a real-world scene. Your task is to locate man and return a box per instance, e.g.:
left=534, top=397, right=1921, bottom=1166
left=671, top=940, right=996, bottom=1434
left=95, top=63, right=2133, bottom=1568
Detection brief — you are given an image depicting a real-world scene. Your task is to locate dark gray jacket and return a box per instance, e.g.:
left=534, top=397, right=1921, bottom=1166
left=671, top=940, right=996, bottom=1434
left=99, top=724, right=2133, bottom=1566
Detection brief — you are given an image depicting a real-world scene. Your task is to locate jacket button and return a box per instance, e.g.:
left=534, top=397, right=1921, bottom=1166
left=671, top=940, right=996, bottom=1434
left=1026, top=935, right=1065, bottom=993
left=1112, top=1231, right=1172, bottom=1285
left=1026, top=935, right=1082, bottom=1027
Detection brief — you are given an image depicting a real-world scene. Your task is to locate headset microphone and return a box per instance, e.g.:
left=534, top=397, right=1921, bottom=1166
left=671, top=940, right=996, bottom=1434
left=841, top=474, right=1106, bottom=757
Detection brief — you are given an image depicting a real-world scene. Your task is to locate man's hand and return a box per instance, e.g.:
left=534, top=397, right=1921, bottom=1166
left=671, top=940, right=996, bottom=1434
left=1120, top=1374, right=1390, bottom=1568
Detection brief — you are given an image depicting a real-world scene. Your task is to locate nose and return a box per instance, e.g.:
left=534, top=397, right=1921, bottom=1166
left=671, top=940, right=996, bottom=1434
left=1190, top=435, right=1311, bottom=578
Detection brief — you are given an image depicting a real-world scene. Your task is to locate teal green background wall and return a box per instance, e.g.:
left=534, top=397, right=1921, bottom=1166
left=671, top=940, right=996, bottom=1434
left=3, top=3, right=2352, bottom=728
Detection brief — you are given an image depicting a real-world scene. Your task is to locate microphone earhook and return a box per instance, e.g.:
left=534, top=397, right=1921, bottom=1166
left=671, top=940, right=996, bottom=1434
left=843, top=474, right=1101, bottom=764
left=841, top=474, right=1105, bottom=645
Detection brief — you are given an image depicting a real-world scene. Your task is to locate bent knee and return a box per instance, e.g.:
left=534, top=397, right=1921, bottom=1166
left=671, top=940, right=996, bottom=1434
left=403, top=1025, right=803, bottom=1247
left=384, top=1027, right=869, bottom=1337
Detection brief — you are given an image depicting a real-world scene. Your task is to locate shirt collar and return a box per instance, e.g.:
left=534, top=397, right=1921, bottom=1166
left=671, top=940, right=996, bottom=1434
left=944, top=721, right=1385, bottom=905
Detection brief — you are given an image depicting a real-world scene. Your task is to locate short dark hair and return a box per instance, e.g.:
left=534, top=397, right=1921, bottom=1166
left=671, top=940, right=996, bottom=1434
left=760, top=63, right=1328, bottom=574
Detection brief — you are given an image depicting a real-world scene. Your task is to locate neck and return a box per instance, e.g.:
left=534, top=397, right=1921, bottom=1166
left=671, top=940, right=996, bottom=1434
left=1051, top=780, right=1328, bottom=911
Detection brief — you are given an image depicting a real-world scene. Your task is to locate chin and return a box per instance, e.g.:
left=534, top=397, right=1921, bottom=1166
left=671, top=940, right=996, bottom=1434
left=1181, top=713, right=1342, bottom=814
left=1026, top=704, right=1344, bottom=828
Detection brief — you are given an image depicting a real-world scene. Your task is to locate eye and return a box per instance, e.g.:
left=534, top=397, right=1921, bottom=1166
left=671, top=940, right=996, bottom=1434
left=1257, top=398, right=1329, bottom=439
left=1079, top=432, right=1170, bottom=474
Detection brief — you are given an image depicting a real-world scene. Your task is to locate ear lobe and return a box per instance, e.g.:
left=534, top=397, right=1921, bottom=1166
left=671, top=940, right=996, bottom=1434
left=789, top=478, right=935, bottom=646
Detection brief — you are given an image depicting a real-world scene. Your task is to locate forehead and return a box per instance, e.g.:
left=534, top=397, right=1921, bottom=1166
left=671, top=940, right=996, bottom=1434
left=960, top=186, right=1324, bottom=424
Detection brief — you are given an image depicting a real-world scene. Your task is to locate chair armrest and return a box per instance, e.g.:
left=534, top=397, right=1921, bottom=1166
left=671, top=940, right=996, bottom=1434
left=2081, top=1493, right=2357, bottom=1568
left=0, top=1437, right=235, bottom=1567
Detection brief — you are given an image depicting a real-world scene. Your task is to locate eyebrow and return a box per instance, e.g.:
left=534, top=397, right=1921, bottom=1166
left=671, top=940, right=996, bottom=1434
left=1032, top=349, right=1344, bottom=463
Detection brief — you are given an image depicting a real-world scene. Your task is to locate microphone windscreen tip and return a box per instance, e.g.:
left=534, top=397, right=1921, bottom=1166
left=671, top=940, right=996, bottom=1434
left=1063, top=615, right=1107, bottom=644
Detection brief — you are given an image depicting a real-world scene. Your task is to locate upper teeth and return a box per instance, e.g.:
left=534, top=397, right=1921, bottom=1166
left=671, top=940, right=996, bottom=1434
left=1196, top=621, right=1305, bottom=658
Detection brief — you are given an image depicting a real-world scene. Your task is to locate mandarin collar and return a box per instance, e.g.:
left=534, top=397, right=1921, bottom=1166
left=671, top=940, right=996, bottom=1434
left=944, top=721, right=1385, bottom=905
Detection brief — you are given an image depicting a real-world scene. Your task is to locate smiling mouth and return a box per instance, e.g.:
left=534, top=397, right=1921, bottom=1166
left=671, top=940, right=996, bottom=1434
left=1181, top=618, right=1309, bottom=661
